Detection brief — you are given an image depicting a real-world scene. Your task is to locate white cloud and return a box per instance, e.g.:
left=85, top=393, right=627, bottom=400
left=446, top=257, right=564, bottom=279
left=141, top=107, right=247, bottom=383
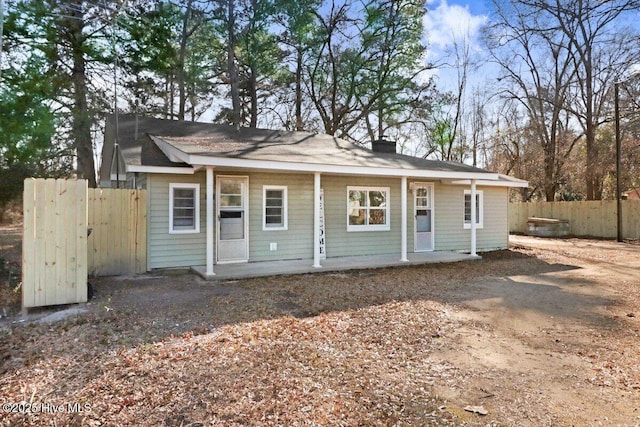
left=421, top=0, right=490, bottom=87
left=423, top=0, right=488, bottom=56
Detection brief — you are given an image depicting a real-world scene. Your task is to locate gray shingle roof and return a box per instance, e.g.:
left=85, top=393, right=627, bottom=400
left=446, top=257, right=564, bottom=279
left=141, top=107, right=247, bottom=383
left=101, top=115, right=494, bottom=178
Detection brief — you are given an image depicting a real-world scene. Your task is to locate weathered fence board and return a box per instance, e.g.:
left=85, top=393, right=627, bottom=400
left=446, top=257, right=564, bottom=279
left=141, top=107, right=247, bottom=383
left=509, top=200, right=640, bottom=240
left=87, top=188, right=147, bottom=276
left=22, top=179, right=88, bottom=308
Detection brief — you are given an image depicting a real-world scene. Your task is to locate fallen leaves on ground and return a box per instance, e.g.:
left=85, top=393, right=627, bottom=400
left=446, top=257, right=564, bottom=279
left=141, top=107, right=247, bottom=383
left=1, top=240, right=640, bottom=426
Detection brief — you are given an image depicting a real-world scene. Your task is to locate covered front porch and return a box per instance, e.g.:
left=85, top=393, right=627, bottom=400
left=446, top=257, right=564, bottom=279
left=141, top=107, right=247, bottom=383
left=192, top=251, right=481, bottom=281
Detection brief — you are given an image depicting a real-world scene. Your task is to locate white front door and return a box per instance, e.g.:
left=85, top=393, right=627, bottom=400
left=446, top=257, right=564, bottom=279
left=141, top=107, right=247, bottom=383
left=414, top=183, right=434, bottom=251
left=216, top=176, right=249, bottom=263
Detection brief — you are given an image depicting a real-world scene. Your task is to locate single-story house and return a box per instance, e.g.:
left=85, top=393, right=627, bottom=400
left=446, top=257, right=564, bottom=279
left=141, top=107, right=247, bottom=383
left=99, top=114, right=527, bottom=277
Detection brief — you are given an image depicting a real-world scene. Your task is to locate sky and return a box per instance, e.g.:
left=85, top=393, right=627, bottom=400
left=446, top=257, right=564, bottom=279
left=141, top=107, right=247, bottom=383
left=422, top=0, right=493, bottom=92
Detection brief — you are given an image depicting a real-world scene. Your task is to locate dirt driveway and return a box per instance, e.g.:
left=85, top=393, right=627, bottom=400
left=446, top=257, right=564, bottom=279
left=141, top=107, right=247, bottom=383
left=1, top=231, right=640, bottom=426
left=434, top=236, right=640, bottom=425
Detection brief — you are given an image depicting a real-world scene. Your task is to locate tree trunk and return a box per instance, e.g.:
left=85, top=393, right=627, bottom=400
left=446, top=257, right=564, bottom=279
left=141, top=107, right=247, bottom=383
left=295, top=49, right=303, bottom=131
left=377, top=88, right=384, bottom=141
left=227, top=0, right=241, bottom=129
left=249, top=67, right=257, bottom=128
left=585, top=122, right=597, bottom=200
left=68, top=0, right=96, bottom=187
left=544, top=152, right=556, bottom=201
left=169, top=74, right=175, bottom=118
left=177, top=1, right=192, bottom=121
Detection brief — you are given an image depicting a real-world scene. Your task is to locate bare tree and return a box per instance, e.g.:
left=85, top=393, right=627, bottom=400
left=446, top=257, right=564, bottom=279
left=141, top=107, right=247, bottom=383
left=486, top=0, right=581, bottom=201
left=519, top=0, right=640, bottom=200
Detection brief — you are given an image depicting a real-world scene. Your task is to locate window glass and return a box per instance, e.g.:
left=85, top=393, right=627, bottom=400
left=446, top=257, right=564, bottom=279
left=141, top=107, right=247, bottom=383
left=263, top=186, right=287, bottom=229
left=464, top=194, right=480, bottom=223
left=347, top=187, right=390, bottom=231
left=368, top=209, right=386, bottom=225
left=463, top=190, right=483, bottom=229
left=170, top=184, right=199, bottom=233
left=220, top=180, right=241, bottom=195
left=369, top=191, right=386, bottom=207
left=220, top=195, right=242, bottom=207
left=349, top=209, right=366, bottom=225
left=220, top=180, right=242, bottom=207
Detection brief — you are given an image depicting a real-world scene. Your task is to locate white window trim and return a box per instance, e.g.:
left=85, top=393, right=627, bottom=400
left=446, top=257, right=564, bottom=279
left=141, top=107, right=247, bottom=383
left=263, top=185, right=288, bottom=231
left=347, top=186, right=391, bottom=232
left=463, top=189, right=484, bottom=229
left=169, top=183, right=200, bottom=234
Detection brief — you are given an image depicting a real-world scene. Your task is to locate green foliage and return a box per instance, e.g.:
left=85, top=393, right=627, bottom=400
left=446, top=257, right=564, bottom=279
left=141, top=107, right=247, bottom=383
left=0, top=65, right=56, bottom=167
left=1, top=0, right=441, bottom=180
left=304, top=0, right=430, bottom=142
left=119, top=1, right=222, bottom=119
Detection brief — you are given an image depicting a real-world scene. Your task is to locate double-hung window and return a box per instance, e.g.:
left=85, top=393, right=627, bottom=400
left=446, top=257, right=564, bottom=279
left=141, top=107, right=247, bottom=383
left=347, top=186, right=390, bottom=231
left=463, top=190, right=483, bottom=229
left=263, top=185, right=288, bottom=230
left=169, top=183, right=200, bottom=233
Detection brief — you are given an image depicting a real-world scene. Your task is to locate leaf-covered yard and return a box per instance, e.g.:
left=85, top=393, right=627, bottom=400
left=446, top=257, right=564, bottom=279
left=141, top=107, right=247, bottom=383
left=2, top=235, right=640, bottom=426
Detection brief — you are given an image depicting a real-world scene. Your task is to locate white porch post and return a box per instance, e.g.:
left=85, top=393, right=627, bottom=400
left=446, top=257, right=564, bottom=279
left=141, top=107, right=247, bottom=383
left=400, top=177, right=408, bottom=262
left=470, top=179, right=477, bottom=257
left=313, top=172, right=322, bottom=268
left=206, top=166, right=215, bottom=276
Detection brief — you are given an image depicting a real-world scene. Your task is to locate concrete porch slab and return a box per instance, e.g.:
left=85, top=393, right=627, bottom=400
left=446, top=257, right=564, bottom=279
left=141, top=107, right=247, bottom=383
left=192, top=252, right=481, bottom=281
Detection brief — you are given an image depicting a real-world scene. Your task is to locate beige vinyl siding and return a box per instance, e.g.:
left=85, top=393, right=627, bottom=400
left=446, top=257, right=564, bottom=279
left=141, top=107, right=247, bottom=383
left=434, top=184, right=508, bottom=251
left=323, top=175, right=402, bottom=257
left=147, top=173, right=207, bottom=269
left=247, top=173, right=314, bottom=261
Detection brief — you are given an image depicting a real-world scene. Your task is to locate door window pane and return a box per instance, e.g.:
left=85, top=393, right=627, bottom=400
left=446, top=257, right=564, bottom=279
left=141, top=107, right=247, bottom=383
left=220, top=211, right=244, bottom=240
left=220, top=180, right=243, bottom=208
left=416, top=209, right=431, bottom=232
left=220, top=195, right=242, bottom=207
left=220, top=180, right=242, bottom=195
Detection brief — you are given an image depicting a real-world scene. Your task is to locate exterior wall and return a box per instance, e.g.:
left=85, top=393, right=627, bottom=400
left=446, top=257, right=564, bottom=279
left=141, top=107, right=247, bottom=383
left=147, top=173, right=207, bottom=269
left=434, top=184, right=508, bottom=251
left=145, top=171, right=509, bottom=270
left=247, top=172, right=314, bottom=262
left=323, top=175, right=403, bottom=258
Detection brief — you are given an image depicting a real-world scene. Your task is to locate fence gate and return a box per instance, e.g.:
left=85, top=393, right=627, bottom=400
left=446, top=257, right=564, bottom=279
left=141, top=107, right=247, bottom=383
left=22, top=179, right=88, bottom=308
left=87, top=188, right=147, bottom=276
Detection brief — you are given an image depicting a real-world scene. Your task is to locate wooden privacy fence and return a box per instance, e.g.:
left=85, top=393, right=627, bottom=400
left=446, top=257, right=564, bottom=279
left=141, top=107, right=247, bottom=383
left=23, top=179, right=147, bottom=309
left=87, top=188, right=147, bottom=276
left=509, top=200, right=640, bottom=240
left=23, top=179, right=88, bottom=308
